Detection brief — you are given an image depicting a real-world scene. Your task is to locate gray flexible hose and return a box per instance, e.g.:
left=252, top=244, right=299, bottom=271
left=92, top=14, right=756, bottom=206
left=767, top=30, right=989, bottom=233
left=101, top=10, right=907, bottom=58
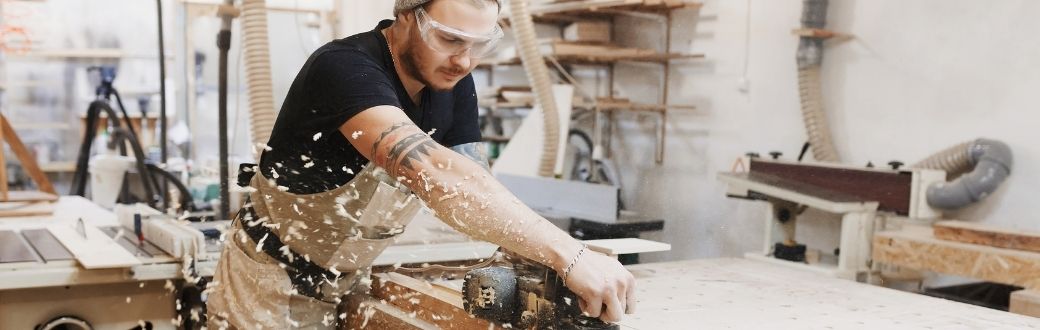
left=241, top=0, right=278, bottom=147
left=509, top=0, right=561, bottom=177
left=913, top=139, right=1013, bottom=210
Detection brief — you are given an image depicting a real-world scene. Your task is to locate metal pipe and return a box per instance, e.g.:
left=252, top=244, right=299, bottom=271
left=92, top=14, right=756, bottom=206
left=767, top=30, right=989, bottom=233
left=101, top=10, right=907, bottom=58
left=217, top=0, right=235, bottom=220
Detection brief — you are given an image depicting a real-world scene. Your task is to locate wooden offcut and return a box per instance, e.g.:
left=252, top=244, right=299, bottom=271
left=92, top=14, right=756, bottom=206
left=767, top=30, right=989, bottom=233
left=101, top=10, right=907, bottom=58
left=1010, top=290, right=1040, bottom=318
left=873, top=225, right=1040, bottom=290
left=934, top=220, right=1040, bottom=253
left=564, top=21, right=611, bottom=43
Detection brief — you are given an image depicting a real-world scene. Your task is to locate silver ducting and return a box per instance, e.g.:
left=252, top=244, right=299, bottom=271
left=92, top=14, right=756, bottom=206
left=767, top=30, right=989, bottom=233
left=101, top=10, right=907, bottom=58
left=914, top=139, right=1013, bottom=210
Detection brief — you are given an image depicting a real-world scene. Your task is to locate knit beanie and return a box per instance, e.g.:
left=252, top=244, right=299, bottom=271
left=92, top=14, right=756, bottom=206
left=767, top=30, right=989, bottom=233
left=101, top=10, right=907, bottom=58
left=394, top=0, right=433, bottom=16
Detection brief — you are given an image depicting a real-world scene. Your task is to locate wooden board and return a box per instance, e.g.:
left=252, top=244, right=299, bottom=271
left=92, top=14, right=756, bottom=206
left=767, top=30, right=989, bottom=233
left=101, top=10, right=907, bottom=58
left=47, top=224, right=142, bottom=269
left=874, top=225, right=1040, bottom=290
left=1012, top=290, right=1040, bottom=318
left=0, top=191, right=59, bottom=203
left=934, top=220, right=1040, bottom=253
left=617, top=258, right=1040, bottom=329
left=0, top=201, right=55, bottom=218
left=344, top=296, right=440, bottom=330
left=584, top=238, right=671, bottom=256
left=369, top=272, right=501, bottom=330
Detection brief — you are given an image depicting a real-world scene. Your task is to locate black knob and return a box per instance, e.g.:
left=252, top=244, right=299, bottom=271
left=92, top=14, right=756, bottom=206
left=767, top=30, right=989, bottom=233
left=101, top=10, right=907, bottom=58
left=866, top=161, right=875, bottom=168
left=888, top=161, right=904, bottom=170
left=769, top=151, right=783, bottom=160
left=745, top=152, right=760, bottom=158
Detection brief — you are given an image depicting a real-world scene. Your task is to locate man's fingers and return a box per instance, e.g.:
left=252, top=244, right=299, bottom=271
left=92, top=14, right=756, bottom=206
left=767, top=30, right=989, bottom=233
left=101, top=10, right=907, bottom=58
left=581, top=296, right=603, bottom=318
left=602, top=293, right=624, bottom=323
left=626, top=276, right=637, bottom=314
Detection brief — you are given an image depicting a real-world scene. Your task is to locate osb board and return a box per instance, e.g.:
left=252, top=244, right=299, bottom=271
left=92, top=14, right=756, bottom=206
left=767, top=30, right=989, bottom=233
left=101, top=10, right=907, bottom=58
left=935, top=220, right=1040, bottom=253
left=874, top=225, right=1040, bottom=290
left=617, top=258, right=1040, bottom=329
left=1012, top=290, right=1040, bottom=318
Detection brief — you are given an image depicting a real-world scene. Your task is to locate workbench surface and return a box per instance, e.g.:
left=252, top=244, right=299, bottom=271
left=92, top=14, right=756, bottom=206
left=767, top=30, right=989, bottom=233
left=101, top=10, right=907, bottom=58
left=620, top=258, right=1039, bottom=329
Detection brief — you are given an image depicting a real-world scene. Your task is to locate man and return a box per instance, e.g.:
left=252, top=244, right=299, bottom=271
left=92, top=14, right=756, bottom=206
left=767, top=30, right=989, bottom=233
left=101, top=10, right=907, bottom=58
left=207, top=0, right=636, bottom=328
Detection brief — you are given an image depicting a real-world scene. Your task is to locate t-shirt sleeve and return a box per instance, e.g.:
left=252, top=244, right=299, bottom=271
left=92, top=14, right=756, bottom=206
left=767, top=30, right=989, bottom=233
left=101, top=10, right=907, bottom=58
left=301, top=49, right=402, bottom=129
left=441, top=75, right=482, bottom=147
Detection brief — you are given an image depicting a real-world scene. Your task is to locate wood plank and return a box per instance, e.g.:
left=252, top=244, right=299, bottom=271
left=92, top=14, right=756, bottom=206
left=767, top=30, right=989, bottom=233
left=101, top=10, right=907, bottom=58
left=934, top=220, right=1040, bottom=253
left=0, top=112, right=6, bottom=201
left=0, top=114, right=56, bottom=194
left=0, top=201, right=54, bottom=218
left=343, top=296, right=440, bottom=330
left=873, top=225, right=1040, bottom=290
left=369, top=272, right=503, bottom=330
left=0, top=191, right=59, bottom=203
left=1011, top=290, right=1040, bottom=318
left=47, top=224, right=142, bottom=269
left=584, top=238, right=671, bottom=256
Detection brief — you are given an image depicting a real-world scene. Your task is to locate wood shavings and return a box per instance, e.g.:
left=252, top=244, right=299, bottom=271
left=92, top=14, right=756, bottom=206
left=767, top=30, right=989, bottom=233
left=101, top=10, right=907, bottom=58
left=303, top=161, right=315, bottom=168
left=126, top=296, right=132, bottom=303
left=300, top=155, right=311, bottom=161
left=352, top=131, right=364, bottom=139
left=313, top=132, right=323, bottom=141
left=256, top=233, right=269, bottom=252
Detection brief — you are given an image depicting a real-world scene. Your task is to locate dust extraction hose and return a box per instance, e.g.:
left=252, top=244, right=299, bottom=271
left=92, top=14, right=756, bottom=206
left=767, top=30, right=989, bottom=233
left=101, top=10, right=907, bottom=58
left=797, top=0, right=840, bottom=162
left=509, top=0, right=560, bottom=177
left=913, top=139, right=1013, bottom=210
left=241, top=0, right=278, bottom=147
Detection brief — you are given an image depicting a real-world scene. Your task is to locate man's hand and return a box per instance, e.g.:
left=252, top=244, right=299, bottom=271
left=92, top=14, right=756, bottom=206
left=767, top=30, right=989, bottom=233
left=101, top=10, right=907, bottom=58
left=563, top=251, right=637, bottom=323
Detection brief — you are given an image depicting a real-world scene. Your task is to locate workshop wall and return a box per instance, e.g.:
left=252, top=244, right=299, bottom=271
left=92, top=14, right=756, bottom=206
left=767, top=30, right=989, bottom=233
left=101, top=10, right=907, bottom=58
left=610, top=0, right=1040, bottom=262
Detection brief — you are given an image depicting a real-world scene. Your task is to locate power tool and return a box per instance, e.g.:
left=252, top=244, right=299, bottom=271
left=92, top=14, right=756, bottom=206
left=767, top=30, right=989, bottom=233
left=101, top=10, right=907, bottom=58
left=462, top=262, right=619, bottom=330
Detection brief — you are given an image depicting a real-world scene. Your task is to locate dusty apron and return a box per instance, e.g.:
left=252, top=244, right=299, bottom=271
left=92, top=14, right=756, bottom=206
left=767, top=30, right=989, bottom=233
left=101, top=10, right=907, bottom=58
left=207, top=163, right=422, bottom=329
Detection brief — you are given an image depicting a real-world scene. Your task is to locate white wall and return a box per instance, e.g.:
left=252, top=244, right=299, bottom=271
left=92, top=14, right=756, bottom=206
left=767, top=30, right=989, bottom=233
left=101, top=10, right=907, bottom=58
left=341, top=0, right=1040, bottom=263
left=607, top=0, right=1040, bottom=262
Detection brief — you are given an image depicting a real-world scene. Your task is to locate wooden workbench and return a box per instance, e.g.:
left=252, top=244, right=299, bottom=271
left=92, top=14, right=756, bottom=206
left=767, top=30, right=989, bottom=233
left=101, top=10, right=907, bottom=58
left=619, top=258, right=1039, bottom=329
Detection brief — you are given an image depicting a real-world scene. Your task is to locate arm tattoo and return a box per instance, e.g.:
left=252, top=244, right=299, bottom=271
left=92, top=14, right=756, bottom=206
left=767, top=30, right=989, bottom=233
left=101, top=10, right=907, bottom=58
left=451, top=142, right=491, bottom=172
left=387, top=132, right=438, bottom=171
left=370, top=122, right=413, bottom=156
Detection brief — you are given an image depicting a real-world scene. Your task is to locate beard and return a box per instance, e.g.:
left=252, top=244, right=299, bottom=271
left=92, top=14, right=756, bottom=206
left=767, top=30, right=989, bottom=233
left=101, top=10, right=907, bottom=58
left=400, top=44, right=467, bottom=92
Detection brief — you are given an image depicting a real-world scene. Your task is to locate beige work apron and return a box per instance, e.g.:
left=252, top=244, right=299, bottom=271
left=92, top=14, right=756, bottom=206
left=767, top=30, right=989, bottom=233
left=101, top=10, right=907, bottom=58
left=207, top=164, right=421, bottom=329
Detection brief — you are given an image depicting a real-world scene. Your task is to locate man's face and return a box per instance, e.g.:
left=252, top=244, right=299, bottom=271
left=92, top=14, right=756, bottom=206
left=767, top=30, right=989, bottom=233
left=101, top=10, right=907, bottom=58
left=401, top=0, right=499, bottom=91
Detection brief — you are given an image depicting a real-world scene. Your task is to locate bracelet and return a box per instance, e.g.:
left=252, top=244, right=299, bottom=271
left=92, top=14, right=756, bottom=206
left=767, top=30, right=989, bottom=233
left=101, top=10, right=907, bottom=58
left=562, top=243, right=588, bottom=283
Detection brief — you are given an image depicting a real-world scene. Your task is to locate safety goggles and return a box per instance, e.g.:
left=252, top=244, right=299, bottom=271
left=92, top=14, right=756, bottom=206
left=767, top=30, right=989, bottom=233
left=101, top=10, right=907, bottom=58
left=415, top=6, right=503, bottom=58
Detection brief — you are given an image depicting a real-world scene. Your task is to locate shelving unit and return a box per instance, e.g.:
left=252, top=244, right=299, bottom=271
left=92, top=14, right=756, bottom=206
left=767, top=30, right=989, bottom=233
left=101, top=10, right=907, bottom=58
left=479, top=0, right=704, bottom=164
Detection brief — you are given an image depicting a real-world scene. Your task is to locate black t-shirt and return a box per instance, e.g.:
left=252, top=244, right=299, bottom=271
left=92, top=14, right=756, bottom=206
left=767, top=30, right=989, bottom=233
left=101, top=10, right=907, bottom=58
left=259, top=20, right=481, bottom=194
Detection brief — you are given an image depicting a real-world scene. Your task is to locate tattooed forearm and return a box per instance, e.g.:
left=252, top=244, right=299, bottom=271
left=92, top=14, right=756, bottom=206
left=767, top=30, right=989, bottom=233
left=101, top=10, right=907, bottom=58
left=387, top=132, right=438, bottom=172
left=370, top=122, right=413, bottom=156
left=450, top=142, right=490, bottom=172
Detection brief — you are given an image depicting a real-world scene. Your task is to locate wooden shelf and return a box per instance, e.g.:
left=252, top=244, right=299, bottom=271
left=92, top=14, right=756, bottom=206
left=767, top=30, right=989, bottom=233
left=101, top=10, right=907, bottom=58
left=481, top=52, right=703, bottom=67
left=511, top=0, right=703, bottom=24
left=481, top=99, right=696, bottom=113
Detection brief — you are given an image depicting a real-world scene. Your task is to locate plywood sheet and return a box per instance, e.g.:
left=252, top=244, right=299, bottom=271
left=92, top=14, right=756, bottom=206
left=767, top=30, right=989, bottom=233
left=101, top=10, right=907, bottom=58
left=618, top=258, right=1040, bottom=329
left=874, top=225, right=1040, bottom=290
left=934, top=220, right=1040, bottom=253
left=47, top=224, right=141, bottom=269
